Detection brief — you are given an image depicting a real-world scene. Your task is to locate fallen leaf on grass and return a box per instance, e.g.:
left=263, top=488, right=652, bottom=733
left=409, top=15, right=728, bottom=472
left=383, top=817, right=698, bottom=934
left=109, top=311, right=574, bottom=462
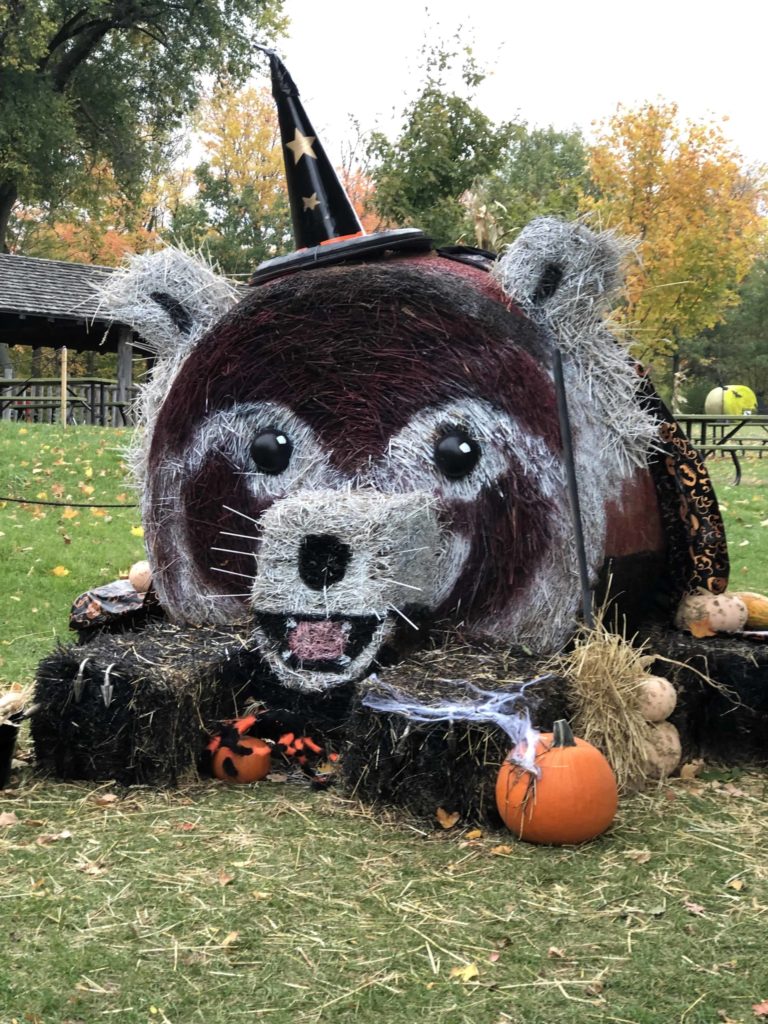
left=547, top=946, right=566, bottom=959
left=176, top=822, right=197, bottom=832
left=36, top=829, right=72, bottom=845
left=721, top=782, right=748, bottom=798
left=679, top=759, right=704, bottom=781
left=726, top=878, right=745, bottom=892
left=435, top=807, right=460, bottom=829
left=61, top=508, right=78, bottom=520
left=77, top=860, right=105, bottom=876
left=221, top=930, right=239, bottom=947
left=465, top=828, right=483, bottom=840
left=217, top=870, right=235, bottom=886
left=92, top=793, right=118, bottom=806
left=490, top=844, right=514, bottom=856
left=449, top=964, right=479, bottom=983
left=683, top=899, right=706, bottom=916
left=51, top=565, right=70, bottom=577
left=488, top=950, right=500, bottom=963
left=753, top=1001, right=768, bottom=1018
left=0, top=811, right=18, bottom=827
left=624, top=849, right=652, bottom=864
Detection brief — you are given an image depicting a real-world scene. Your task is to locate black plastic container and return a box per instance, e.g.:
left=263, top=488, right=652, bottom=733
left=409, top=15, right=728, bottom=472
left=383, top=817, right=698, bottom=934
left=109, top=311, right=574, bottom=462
left=0, top=716, right=21, bottom=787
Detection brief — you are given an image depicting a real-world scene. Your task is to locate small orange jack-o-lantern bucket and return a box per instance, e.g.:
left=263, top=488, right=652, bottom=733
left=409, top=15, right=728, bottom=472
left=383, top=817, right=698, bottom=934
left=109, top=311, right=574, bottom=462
left=212, top=736, right=271, bottom=784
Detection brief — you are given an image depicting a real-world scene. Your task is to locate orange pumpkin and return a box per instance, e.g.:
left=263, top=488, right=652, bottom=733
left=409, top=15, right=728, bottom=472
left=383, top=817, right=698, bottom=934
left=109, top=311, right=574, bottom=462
left=212, top=736, right=271, bottom=784
left=495, top=719, right=618, bottom=844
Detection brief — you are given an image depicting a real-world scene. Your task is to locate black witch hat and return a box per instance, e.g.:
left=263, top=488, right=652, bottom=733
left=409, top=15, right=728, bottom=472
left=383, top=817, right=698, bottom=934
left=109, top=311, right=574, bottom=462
left=251, top=49, right=431, bottom=284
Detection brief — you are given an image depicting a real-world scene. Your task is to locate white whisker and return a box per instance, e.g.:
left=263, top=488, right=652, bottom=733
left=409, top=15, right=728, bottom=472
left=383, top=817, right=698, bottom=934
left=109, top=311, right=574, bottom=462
left=223, top=504, right=261, bottom=525
left=211, top=566, right=257, bottom=580
left=212, top=546, right=257, bottom=558
left=208, top=593, right=254, bottom=598
left=388, top=604, right=420, bottom=630
left=380, top=579, right=422, bottom=592
left=220, top=530, right=259, bottom=542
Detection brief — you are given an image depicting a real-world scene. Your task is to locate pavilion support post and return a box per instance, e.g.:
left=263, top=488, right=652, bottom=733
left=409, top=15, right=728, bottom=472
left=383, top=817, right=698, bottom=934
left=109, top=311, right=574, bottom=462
left=1, top=357, right=11, bottom=422
left=60, top=346, right=68, bottom=427
left=116, top=327, right=133, bottom=426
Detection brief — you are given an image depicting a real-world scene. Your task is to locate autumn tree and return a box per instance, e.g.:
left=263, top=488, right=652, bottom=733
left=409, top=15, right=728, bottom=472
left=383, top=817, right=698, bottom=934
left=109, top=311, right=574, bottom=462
left=586, top=102, right=766, bottom=390
left=367, top=46, right=516, bottom=246
left=464, top=125, right=591, bottom=250
left=8, top=159, right=167, bottom=264
left=169, top=83, right=292, bottom=276
left=686, top=252, right=768, bottom=405
left=0, top=0, right=287, bottom=251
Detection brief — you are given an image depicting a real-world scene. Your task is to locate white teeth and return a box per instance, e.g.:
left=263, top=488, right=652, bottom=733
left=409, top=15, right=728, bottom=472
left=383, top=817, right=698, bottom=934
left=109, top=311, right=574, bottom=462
left=286, top=617, right=297, bottom=628
left=341, top=621, right=352, bottom=636
left=338, top=655, right=351, bottom=666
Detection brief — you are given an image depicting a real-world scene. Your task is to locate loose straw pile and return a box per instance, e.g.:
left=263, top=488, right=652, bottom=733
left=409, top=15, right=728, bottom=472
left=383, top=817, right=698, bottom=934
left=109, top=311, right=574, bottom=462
left=546, top=616, right=654, bottom=792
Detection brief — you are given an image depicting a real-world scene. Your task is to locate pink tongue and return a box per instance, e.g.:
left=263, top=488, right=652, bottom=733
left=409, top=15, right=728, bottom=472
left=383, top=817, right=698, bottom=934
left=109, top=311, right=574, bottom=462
left=287, top=619, right=346, bottom=660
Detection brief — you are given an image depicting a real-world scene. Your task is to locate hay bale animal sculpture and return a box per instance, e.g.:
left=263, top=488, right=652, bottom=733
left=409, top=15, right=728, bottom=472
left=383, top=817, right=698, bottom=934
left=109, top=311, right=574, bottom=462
left=34, top=52, right=749, bottom=806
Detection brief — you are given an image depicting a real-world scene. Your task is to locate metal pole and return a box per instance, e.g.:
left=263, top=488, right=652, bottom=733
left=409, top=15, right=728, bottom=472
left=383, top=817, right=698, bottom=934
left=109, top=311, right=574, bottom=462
left=552, top=347, right=594, bottom=629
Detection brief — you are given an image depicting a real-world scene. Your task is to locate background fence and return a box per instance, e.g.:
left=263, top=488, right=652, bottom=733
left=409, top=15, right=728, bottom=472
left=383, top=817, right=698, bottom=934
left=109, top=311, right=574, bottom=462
left=0, top=377, right=137, bottom=426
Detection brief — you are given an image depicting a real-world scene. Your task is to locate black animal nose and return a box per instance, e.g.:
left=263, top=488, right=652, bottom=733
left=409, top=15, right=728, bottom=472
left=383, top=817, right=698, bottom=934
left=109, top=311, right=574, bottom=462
left=299, top=534, right=352, bottom=590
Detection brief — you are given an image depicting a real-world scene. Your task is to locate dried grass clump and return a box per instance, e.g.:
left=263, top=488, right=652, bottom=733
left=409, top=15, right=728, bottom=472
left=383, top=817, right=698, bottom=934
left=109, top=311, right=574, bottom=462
left=546, top=616, right=655, bottom=792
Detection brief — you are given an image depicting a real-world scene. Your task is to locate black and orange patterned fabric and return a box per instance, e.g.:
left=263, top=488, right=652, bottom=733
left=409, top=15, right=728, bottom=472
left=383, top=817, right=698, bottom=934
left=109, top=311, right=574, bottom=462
left=70, top=579, right=160, bottom=635
left=638, top=373, right=729, bottom=597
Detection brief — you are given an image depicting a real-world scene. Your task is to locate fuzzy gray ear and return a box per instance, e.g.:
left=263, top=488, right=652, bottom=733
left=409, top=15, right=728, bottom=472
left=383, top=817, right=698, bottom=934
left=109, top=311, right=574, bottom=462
left=97, top=247, right=239, bottom=357
left=493, top=218, right=631, bottom=338
left=97, top=247, right=240, bottom=493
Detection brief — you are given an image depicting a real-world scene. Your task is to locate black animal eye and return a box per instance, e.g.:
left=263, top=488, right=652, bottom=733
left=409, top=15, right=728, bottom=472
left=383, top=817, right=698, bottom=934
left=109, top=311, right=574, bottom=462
left=433, top=429, right=481, bottom=480
left=251, top=429, right=293, bottom=474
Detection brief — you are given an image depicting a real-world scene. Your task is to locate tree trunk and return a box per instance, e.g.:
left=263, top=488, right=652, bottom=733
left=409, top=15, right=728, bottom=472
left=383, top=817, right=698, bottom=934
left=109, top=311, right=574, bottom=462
left=0, top=180, right=18, bottom=252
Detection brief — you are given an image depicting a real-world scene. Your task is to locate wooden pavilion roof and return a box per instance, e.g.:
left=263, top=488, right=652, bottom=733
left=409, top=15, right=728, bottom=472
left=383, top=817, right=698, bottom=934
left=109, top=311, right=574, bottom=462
left=0, top=253, right=129, bottom=351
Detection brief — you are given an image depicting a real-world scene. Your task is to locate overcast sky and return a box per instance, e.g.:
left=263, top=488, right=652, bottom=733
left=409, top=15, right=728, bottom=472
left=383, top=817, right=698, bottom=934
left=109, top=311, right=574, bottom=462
left=273, top=0, right=767, bottom=168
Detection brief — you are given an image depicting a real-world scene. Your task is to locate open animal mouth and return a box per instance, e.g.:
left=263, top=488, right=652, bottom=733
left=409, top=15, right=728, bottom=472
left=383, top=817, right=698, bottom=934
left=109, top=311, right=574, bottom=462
left=256, top=613, right=383, bottom=673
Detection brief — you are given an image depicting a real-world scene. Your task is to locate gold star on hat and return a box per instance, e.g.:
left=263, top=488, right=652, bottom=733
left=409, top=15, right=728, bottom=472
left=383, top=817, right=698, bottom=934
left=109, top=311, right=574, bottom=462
left=286, top=129, right=317, bottom=164
left=302, top=193, right=321, bottom=211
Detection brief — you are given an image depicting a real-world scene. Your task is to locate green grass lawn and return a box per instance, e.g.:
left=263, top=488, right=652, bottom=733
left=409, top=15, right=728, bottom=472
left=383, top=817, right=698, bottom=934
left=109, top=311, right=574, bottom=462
left=0, top=422, right=146, bottom=686
left=0, top=422, right=766, bottom=1024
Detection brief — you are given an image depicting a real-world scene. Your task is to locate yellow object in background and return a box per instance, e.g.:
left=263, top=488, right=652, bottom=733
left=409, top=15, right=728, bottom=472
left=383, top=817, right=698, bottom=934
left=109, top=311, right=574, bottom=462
left=704, top=385, right=758, bottom=415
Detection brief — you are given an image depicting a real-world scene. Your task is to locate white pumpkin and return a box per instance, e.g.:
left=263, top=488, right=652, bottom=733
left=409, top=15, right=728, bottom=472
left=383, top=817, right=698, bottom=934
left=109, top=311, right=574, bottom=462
left=636, top=675, right=677, bottom=723
left=128, top=559, right=152, bottom=594
left=674, top=588, right=717, bottom=631
left=705, top=594, right=748, bottom=633
left=643, top=721, right=682, bottom=779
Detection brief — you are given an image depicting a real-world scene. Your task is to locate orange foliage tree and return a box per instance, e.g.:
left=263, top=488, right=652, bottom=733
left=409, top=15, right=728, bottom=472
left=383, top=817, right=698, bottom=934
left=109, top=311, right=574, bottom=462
left=586, top=102, right=766, bottom=393
left=169, top=82, right=292, bottom=275
left=10, top=160, right=164, bottom=266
